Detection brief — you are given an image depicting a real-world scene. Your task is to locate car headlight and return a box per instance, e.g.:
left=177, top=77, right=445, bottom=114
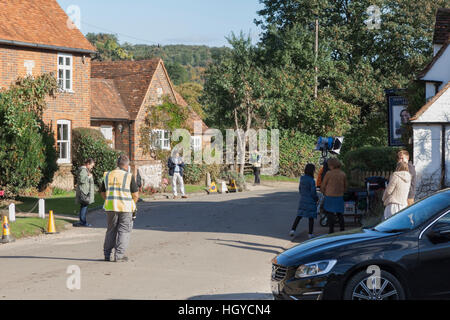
left=295, top=260, right=337, bottom=278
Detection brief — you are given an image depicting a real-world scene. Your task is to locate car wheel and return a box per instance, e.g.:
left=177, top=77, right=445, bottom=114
left=344, top=270, right=405, bottom=300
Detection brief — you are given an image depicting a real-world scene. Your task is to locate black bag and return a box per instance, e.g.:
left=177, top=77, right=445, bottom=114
left=79, top=190, right=90, bottom=206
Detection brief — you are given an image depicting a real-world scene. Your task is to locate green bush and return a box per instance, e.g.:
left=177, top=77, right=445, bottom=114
left=220, top=168, right=246, bottom=188
left=71, top=128, right=120, bottom=187
left=278, top=130, right=320, bottom=178
left=183, top=163, right=204, bottom=184
left=38, top=122, right=59, bottom=190
left=0, top=74, right=58, bottom=198
left=342, top=146, right=400, bottom=172
left=183, top=161, right=223, bottom=185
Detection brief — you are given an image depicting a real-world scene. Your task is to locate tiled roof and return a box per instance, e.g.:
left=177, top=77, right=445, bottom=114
left=92, top=59, right=208, bottom=131
left=411, top=82, right=450, bottom=121
left=0, top=0, right=95, bottom=53
left=91, top=59, right=161, bottom=120
left=434, top=8, right=450, bottom=45
left=91, top=79, right=129, bottom=120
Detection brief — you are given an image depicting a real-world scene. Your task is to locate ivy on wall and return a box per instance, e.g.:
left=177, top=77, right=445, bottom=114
left=139, top=96, right=190, bottom=162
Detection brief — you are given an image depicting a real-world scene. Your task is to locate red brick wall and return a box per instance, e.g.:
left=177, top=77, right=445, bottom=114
left=0, top=45, right=91, bottom=141
left=134, top=63, right=177, bottom=162
left=91, top=120, right=132, bottom=158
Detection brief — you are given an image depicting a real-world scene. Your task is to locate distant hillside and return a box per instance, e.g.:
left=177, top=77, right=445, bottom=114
left=122, top=44, right=229, bottom=67
left=86, top=33, right=230, bottom=85
left=123, top=44, right=230, bottom=85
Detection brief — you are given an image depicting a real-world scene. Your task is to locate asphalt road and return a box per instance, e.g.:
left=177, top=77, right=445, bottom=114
left=0, top=184, right=327, bottom=300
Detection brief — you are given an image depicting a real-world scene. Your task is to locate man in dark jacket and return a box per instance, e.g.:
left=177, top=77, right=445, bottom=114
left=397, top=150, right=416, bottom=206
left=168, top=152, right=187, bottom=199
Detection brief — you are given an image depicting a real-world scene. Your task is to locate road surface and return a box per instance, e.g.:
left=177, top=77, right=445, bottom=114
left=0, top=184, right=329, bottom=300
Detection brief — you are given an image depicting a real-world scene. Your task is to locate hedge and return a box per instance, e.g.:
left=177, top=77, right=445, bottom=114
left=278, top=130, right=320, bottom=177
left=342, top=146, right=401, bottom=172
left=0, top=75, right=58, bottom=197
left=71, top=128, right=120, bottom=187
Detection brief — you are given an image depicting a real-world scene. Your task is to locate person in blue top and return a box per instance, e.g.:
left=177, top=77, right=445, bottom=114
left=290, top=163, right=319, bottom=239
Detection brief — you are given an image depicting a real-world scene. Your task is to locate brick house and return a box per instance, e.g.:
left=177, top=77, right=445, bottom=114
left=91, top=59, right=208, bottom=188
left=0, top=0, right=96, bottom=189
left=0, top=0, right=207, bottom=191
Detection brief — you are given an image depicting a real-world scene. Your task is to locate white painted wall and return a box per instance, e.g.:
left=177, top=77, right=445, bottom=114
left=434, top=44, right=443, bottom=56
left=446, top=126, right=450, bottom=187
left=421, top=45, right=450, bottom=91
left=425, top=82, right=437, bottom=101
left=414, top=86, right=450, bottom=123
left=413, top=125, right=442, bottom=198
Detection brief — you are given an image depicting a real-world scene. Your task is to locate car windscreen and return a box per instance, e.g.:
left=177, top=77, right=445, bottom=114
left=374, top=191, right=450, bottom=233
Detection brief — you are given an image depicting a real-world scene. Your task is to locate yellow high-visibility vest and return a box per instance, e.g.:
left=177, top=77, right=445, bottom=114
left=103, top=168, right=137, bottom=213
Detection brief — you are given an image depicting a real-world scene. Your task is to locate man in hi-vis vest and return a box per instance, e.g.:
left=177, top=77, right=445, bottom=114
left=101, top=155, right=139, bottom=262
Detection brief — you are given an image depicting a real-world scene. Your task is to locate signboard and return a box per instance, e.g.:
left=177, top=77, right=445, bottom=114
left=386, top=90, right=409, bottom=146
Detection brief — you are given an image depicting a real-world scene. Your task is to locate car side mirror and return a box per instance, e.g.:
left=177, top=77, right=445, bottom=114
left=427, top=224, right=450, bottom=243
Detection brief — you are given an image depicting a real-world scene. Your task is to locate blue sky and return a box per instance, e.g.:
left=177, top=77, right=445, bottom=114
left=57, top=0, right=264, bottom=47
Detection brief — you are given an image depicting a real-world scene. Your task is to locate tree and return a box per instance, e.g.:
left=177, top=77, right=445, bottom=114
left=255, top=0, right=447, bottom=150
left=86, top=33, right=133, bottom=61
left=165, top=62, right=189, bottom=85
left=175, top=82, right=205, bottom=119
left=0, top=74, right=58, bottom=197
left=203, top=32, right=270, bottom=178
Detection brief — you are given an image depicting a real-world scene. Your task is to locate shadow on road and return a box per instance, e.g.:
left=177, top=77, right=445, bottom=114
left=187, top=292, right=273, bottom=300
left=0, top=255, right=103, bottom=262
left=123, top=191, right=305, bottom=241
left=206, top=239, right=289, bottom=255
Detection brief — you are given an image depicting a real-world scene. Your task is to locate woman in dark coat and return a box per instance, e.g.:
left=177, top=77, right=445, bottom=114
left=290, top=164, right=318, bottom=239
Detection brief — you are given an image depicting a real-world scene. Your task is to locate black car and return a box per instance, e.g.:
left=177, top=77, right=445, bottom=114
left=272, top=189, right=450, bottom=300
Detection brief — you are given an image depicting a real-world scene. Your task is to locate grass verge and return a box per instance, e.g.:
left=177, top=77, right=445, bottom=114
left=14, top=192, right=104, bottom=216
left=8, top=217, right=71, bottom=240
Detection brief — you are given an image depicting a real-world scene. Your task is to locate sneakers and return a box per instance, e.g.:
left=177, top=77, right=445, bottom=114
left=181, top=195, right=188, bottom=199
left=289, top=230, right=295, bottom=238
left=104, top=256, right=111, bottom=262
left=73, top=222, right=92, bottom=228
left=114, top=256, right=129, bottom=263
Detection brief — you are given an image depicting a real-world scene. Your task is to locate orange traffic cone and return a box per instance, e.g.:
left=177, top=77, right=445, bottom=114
left=46, top=210, right=58, bottom=234
left=1, top=215, right=15, bottom=244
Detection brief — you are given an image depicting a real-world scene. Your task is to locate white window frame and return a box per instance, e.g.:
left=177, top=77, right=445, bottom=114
left=57, top=120, right=71, bottom=164
left=151, top=129, right=171, bottom=151
left=100, top=125, right=114, bottom=148
left=191, top=135, right=202, bottom=152
left=57, top=53, right=73, bottom=92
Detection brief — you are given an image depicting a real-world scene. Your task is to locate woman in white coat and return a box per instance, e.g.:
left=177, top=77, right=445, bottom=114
left=382, top=161, right=411, bottom=220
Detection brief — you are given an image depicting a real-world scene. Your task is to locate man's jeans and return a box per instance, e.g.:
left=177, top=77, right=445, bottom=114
left=104, top=212, right=133, bottom=259
left=79, top=204, right=88, bottom=225
left=172, top=173, right=185, bottom=196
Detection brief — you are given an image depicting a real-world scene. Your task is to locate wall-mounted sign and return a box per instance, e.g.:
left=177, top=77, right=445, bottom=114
left=386, top=89, right=409, bottom=146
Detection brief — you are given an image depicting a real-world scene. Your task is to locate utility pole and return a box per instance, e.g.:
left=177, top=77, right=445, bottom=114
left=314, top=18, right=319, bottom=99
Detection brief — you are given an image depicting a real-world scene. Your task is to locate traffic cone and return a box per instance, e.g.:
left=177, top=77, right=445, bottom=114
left=46, top=210, right=57, bottom=234
left=1, top=215, right=15, bottom=244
